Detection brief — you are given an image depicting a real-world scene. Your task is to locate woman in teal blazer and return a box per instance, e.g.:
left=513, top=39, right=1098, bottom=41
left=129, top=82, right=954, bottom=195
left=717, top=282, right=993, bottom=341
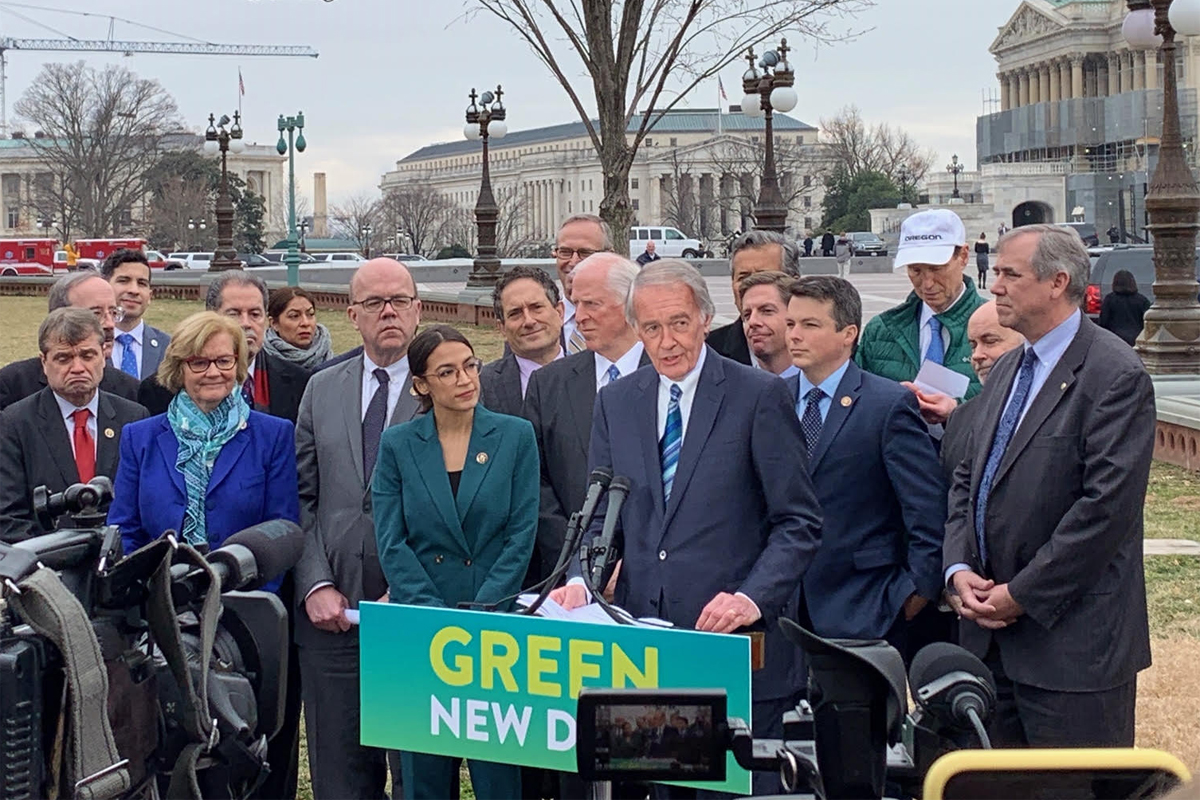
left=372, top=325, right=537, bottom=800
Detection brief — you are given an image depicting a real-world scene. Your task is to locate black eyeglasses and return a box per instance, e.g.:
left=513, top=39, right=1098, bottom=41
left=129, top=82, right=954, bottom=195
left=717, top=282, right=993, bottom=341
left=184, top=355, right=237, bottom=373
left=352, top=295, right=416, bottom=314
left=554, top=247, right=599, bottom=261
left=424, top=359, right=483, bottom=384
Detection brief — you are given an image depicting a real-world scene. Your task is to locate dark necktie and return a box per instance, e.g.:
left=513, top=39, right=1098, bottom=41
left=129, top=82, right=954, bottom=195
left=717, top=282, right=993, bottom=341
left=800, top=387, right=824, bottom=459
left=242, top=374, right=256, bottom=407
left=361, top=368, right=391, bottom=480
left=72, top=408, right=95, bottom=482
left=974, top=348, right=1039, bottom=564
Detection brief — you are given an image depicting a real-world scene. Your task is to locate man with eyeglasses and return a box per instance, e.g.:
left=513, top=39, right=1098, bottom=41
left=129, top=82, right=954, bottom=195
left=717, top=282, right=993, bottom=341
left=294, top=257, right=422, bottom=799
left=136, top=271, right=310, bottom=424
left=554, top=213, right=613, bottom=352
left=0, top=308, right=146, bottom=542
left=0, top=272, right=141, bottom=411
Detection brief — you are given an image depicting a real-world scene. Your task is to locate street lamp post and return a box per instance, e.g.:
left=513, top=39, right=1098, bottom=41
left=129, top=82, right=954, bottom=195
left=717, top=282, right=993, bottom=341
left=1124, top=0, right=1200, bottom=372
left=297, top=219, right=309, bottom=253
left=897, top=166, right=910, bottom=206
left=35, top=214, right=53, bottom=236
left=203, top=112, right=245, bottom=271
left=946, top=154, right=964, bottom=200
left=276, top=112, right=307, bottom=288
left=361, top=224, right=373, bottom=258
left=740, top=39, right=798, bottom=234
left=187, top=218, right=207, bottom=250
left=463, top=85, right=508, bottom=289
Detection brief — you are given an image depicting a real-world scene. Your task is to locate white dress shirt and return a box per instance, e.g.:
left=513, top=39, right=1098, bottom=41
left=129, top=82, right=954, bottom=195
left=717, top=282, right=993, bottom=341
left=515, top=349, right=563, bottom=398
left=113, top=320, right=144, bottom=377
left=918, top=282, right=969, bottom=361
left=54, top=391, right=99, bottom=459
left=561, top=296, right=579, bottom=348
left=361, top=353, right=411, bottom=422
left=655, top=345, right=707, bottom=442
left=594, top=342, right=645, bottom=390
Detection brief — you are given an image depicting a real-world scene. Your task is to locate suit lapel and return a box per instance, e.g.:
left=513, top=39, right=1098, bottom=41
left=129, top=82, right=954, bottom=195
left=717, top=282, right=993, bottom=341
left=455, top=410, right=498, bottom=525
left=969, top=346, right=1023, bottom=495
left=390, top=373, right=421, bottom=424
left=809, top=362, right=862, bottom=472
left=565, top=353, right=597, bottom=462
left=341, top=358, right=367, bottom=487
left=635, top=368, right=665, bottom=514
left=663, top=352, right=725, bottom=529
left=992, top=321, right=1092, bottom=488
left=154, top=423, right=187, bottom=497
left=95, top=393, right=120, bottom=478
left=408, top=415, right=470, bottom=553
left=35, top=390, right=78, bottom=487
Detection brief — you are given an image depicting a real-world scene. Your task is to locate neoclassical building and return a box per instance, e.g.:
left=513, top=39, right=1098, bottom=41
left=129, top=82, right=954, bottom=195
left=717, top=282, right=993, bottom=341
left=380, top=108, right=832, bottom=250
left=0, top=131, right=285, bottom=240
left=977, top=0, right=1199, bottom=232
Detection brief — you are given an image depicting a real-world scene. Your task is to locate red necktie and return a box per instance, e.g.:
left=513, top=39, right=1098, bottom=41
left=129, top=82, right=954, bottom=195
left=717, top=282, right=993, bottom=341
left=72, top=408, right=95, bottom=482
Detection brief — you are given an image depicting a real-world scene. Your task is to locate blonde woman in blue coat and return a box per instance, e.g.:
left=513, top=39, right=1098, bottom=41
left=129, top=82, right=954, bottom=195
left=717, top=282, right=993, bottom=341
left=372, top=324, right=537, bottom=800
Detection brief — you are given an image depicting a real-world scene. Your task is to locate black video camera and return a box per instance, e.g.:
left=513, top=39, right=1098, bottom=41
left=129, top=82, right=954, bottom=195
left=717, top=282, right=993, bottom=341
left=0, top=479, right=303, bottom=800
left=576, top=619, right=999, bottom=799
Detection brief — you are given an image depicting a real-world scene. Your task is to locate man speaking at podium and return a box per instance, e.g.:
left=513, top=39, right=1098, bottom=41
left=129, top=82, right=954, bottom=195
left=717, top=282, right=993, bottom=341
left=552, top=259, right=822, bottom=796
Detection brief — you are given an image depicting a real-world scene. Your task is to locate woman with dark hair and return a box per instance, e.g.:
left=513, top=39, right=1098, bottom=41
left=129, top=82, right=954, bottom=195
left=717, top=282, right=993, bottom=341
left=371, top=324, right=537, bottom=800
left=974, top=232, right=989, bottom=289
left=1099, top=269, right=1151, bottom=346
left=263, top=286, right=332, bottom=370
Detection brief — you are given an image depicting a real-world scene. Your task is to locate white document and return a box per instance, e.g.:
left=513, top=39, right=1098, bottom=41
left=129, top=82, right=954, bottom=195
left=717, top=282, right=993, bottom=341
left=343, top=609, right=360, bottom=626
left=517, top=593, right=673, bottom=628
left=913, top=360, right=970, bottom=399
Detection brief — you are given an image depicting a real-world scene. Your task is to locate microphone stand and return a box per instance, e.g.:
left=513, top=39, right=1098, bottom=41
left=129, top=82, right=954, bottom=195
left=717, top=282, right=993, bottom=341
left=520, top=511, right=586, bottom=616
left=581, top=544, right=634, bottom=625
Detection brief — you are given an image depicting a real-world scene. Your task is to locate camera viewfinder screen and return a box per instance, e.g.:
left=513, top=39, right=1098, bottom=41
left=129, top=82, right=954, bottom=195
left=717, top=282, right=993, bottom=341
left=590, top=703, right=715, bottom=776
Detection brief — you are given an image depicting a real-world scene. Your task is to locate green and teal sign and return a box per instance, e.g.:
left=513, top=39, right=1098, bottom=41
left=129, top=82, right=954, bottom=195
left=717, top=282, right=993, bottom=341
left=359, top=603, right=752, bottom=794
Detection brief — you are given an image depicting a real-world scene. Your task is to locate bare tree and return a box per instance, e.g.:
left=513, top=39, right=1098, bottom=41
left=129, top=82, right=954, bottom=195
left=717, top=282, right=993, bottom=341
left=381, top=181, right=455, bottom=256
left=146, top=176, right=213, bottom=252
left=268, top=189, right=311, bottom=245
left=659, top=148, right=701, bottom=235
left=437, top=185, right=538, bottom=257
left=329, top=191, right=381, bottom=255
left=819, top=105, right=934, bottom=184
left=468, top=0, right=868, bottom=237
left=15, top=61, right=181, bottom=238
left=706, top=137, right=832, bottom=233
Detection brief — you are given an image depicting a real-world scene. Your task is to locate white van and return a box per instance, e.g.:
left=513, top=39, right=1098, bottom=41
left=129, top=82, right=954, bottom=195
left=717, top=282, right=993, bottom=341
left=629, top=226, right=708, bottom=259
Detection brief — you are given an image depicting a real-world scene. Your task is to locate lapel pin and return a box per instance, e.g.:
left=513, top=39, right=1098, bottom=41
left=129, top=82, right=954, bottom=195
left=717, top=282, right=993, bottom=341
left=1060, top=382, right=1067, bottom=390
left=840, top=396, right=852, bottom=407
left=103, top=427, right=115, bottom=439
left=239, top=420, right=248, bottom=430
left=476, top=452, right=488, bottom=465
left=150, top=339, right=158, bottom=347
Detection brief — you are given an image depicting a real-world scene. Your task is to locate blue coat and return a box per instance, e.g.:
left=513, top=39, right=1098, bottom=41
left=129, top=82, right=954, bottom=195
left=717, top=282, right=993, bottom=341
left=372, top=405, right=538, bottom=610
left=581, top=348, right=822, bottom=702
left=788, top=361, right=947, bottom=640
left=109, top=411, right=300, bottom=560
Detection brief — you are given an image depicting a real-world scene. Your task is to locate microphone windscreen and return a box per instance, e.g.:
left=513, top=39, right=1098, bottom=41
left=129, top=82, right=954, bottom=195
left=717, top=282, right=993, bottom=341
left=220, top=519, right=305, bottom=590
left=608, top=476, right=632, bottom=494
left=909, top=642, right=992, bottom=693
left=589, top=467, right=614, bottom=487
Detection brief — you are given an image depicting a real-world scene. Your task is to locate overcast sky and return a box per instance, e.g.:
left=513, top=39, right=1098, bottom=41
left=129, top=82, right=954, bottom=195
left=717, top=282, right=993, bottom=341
left=3, top=0, right=1015, bottom=205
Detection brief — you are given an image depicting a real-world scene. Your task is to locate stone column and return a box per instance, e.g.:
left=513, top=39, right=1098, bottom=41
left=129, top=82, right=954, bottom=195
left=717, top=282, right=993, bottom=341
left=1049, top=63, right=1061, bottom=103
left=1029, top=67, right=1042, bottom=104
left=1059, top=59, right=1072, bottom=99
left=1039, top=65, right=1052, bottom=104
left=1108, top=52, right=1121, bottom=95
left=1018, top=68, right=1030, bottom=107
left=1072, top=56, right=1085, bottom=99
left=1119, top=51, right=1131, bottom=93
left=1134, top=50, right=1146, bottom=90
left=1144, top=50, right=1158, bottom=90
left=1000, top=72, right=1012, bottom=110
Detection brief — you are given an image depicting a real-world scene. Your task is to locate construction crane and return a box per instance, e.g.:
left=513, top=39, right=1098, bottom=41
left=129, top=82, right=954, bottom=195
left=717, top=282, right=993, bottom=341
left=0, top=4, right=318, bottom=133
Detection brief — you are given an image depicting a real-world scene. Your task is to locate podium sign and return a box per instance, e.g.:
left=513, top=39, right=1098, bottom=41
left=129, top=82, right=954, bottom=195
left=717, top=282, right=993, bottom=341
left=360, top=603, right=752, bottom=794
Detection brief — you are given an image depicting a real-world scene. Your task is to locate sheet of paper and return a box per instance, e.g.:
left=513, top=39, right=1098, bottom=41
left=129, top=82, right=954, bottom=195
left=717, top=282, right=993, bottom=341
left=344, top=609, right=360, bottom=625
left=517, top=593, right=673, bottom=627
left=913, top=360, right=970, bottom=399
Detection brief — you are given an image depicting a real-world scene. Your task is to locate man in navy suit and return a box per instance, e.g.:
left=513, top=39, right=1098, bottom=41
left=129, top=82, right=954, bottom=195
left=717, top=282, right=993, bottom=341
left=784, top=276, right=946, bottom=658
left=102, top=249, right=170, bottom=380
left=554, top=259, right=821, bottom=796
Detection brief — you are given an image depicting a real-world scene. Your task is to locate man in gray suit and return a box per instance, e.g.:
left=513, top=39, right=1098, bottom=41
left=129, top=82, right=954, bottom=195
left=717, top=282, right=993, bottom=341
left=944, top=224, right=1154, bottom=748
left=102, top=249, right=170, bottom=379
left=294, top=258, right=422, bottom=799
left=523, top=253, right=646, bottom=588
left=479, top=265, right=564, bottom=417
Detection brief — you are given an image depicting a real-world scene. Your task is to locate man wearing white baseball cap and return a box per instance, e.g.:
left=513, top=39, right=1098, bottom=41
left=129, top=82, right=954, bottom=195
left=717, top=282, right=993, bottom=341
left=855, top=208, right=986, bottom=401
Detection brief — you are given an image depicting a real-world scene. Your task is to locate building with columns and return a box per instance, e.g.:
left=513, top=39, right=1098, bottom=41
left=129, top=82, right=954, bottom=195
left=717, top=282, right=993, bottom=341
left=380, top=108, right=832, bottom=253
left=977, top=0, right=1199, bottom=234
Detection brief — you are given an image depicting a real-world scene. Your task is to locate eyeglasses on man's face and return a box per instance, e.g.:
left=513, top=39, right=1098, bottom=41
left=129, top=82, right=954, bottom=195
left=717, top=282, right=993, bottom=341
left=90, top=305, right=125, bottom=323
left=352, top=295, right=417, bottom=314
left=554, top=247, right=599, bottom=262
left=184, top=355, right=238, bottom=374
left=425, top=358, right=483, bottom=384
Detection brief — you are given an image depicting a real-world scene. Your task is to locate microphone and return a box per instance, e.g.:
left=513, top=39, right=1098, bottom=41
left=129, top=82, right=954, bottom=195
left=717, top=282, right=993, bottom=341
left=576, top=467, right=613, bottom=534
left=909, top=642, right=997, bottom=748
left=207, top=519, right=306, bottom=591
left=588, top=476, right=630, bottom=590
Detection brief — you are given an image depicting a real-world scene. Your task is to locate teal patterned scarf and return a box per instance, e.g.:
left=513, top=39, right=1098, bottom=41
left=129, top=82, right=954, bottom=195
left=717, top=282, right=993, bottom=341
left=167, top=390, right=250, bottom=545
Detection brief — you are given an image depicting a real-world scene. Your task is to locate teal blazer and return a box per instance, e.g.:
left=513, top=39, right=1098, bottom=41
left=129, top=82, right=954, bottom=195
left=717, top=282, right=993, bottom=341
left=372, top=405, right=538, bottom=610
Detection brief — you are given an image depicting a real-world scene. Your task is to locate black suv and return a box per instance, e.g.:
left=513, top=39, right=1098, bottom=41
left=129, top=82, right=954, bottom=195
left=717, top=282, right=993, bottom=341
left=1085, top=244, right=1200, bottom=317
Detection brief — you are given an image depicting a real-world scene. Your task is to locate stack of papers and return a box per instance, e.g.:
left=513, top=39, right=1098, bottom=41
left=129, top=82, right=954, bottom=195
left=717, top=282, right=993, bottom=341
left=517, top=594, right=673, bottom=628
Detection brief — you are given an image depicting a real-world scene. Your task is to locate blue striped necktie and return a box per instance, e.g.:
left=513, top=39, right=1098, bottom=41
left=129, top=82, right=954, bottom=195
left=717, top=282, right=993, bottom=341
left=660, top=384, right=683, bottom=502
left=116, top=332, right=138, bottom=377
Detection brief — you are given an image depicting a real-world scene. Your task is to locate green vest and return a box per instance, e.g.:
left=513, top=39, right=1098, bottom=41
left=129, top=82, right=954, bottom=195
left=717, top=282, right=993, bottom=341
left=854, top=276, right=986, bottom=400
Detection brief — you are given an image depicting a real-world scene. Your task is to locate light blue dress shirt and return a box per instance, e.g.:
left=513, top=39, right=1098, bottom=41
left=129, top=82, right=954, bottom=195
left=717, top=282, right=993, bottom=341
left=796, top=359, right=852, bottom=423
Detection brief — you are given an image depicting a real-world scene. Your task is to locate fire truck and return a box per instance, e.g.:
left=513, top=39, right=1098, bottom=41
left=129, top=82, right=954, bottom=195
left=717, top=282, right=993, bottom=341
left=74, top=238, right=147, bottom=263
left=0, top=238, right=56, bottom=276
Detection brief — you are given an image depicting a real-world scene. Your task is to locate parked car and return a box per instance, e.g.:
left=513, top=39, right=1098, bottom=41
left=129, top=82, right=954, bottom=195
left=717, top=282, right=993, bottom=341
left=262, top=251, right=319, bottom=264
left=311, top=252, right=368, bottom=263
left=1056, top=222, right=1100, bottom=248
left=629, top=226, right=709, bottom=259
left=1084, top=244, right=1200, bottom=317
left=384, top=253, right=429, bottom=262
left=238, top=253, right=274, bottom=268
left=167, top=252, right=215, bottom=270
left=848, top=231, right=888, bottom=257
left=146, top=250, right=185, bottom=270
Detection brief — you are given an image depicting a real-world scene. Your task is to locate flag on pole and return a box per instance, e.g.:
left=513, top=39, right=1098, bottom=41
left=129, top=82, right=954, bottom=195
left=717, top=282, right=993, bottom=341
left=718, top=76, right=728, bottom=102
left=717, top=76, right=726, bottom=136
left=239, top=68, right=245, bottom=96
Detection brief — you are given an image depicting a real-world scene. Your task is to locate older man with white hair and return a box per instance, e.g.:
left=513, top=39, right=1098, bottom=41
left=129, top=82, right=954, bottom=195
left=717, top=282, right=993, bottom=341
left=553, top=258, right=822, bottom=796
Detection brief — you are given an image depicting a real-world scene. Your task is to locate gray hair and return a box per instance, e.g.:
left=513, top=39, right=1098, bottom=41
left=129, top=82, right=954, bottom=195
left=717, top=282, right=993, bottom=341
left=626, top=258, right=716, bottom=325
left=205, top=270, right=268, bottom=312
left=730, top=230, right=801, bottom=277
left=573, top=252, right=639, bottom=306
left=48, top=271, right=104, bottom=311
left=998, top=224, right=1090, bottom=302
left=38, top=307, right=104, bottom=353
left=556, top=213, right=614, bottom=252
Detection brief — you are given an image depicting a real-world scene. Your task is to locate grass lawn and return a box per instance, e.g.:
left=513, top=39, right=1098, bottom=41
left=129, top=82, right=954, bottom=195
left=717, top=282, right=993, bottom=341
left=2, top=295, right=1198, bottom=787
